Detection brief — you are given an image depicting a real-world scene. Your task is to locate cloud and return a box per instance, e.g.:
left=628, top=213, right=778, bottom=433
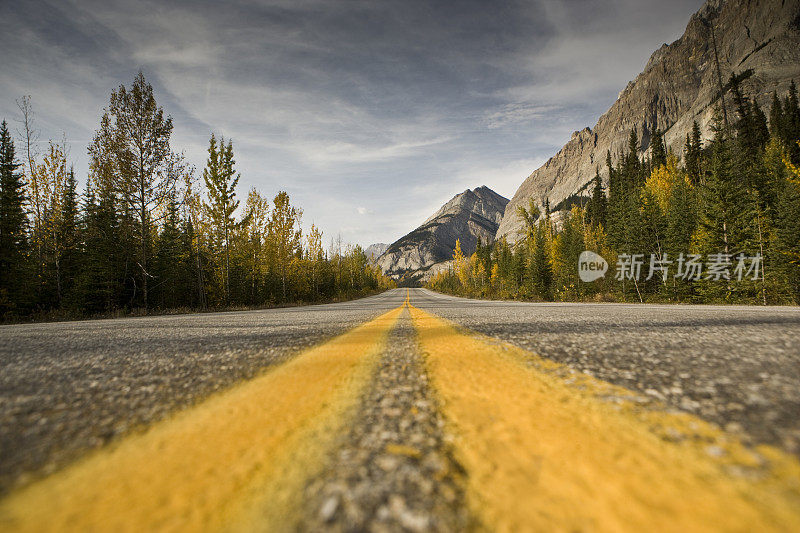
left=0, top=0, right=704, bottom=248
left=485, top=103, right=561, bottom=129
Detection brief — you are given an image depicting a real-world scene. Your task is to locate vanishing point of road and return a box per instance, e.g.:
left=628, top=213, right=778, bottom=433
left=1, top=288, right=799, bottom=531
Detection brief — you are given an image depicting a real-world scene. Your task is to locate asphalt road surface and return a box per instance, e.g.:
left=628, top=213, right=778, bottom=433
left=412, top=289, right=800, bottom=456
left=1, top=288, right=799, bottom=531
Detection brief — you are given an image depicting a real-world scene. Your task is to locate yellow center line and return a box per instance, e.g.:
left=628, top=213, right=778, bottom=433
left=0, top=305, right=405, bottom=533
left=408, top=301, right=800, bottom=532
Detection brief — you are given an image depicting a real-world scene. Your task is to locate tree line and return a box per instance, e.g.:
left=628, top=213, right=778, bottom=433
left=429, top=78, right=800, bottom=305
left=0, top=72, right=394, bottom=320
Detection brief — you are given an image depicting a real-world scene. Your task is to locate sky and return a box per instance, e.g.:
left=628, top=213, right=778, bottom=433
left=0, top=0, right=702, bottom=247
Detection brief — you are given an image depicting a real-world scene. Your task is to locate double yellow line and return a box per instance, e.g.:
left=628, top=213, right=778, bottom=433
left=409, top=304, right=800, bottom=531
left=3, top=290, right=800, bottom=531
left=0, top=306, right=404, bottom=532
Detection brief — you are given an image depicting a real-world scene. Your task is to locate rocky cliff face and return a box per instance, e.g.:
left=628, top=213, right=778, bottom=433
left=376, top=186, right=508, bottom=281
left=364, top=243, right=389, bottom=264
left=497, top=0, right=800, bottom=242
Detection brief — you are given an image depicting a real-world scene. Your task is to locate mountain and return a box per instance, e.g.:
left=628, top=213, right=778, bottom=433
left=376, top=186, right=509, bottom=281
left=364, top=243, right=389, bottom=263
left=496, top=0, right=800, bottom=242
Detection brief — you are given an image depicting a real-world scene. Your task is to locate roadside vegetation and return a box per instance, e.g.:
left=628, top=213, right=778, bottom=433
left=429, top=77, right=800, bottom=305
left=0, top=73, right=394, bottom=321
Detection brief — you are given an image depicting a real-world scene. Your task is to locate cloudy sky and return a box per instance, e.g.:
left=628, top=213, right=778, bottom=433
left=0, top=0, right=701, bottom=247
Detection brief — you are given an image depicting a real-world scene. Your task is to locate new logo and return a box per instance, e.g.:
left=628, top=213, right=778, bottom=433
left=578, top=251, right=608, bottom=282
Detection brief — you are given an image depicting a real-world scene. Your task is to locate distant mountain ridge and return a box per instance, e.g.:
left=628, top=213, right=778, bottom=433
left=376, top=186, right=508, bottom=281
left=496, top=0, right=800, bottom=241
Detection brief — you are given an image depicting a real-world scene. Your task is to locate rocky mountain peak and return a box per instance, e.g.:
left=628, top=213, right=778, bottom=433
left=376, top=186, right=509, bottom=283
left=496, top=0, right=800, bottom=242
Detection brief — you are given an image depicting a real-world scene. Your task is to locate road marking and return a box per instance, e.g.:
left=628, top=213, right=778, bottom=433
left=408, top=303, right=800, bottom=532
left=0, top=306, right=404, bottom=532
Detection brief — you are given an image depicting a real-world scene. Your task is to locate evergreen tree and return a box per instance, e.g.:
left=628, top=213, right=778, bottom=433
left=57, top=167, right=80, bottom=308
left=650, top=127, right=667, bottom=169
left=267, top=191, right=302, bottom=301
left=75, top=182, right=124, bottom=314
left=625, top=129, right=642, bottom=183
left=751, top=99, right=770, bottom=150
left=775, top=137, right=800, bottom=302
left=731, top=76, right=759, bottom=162
left=552, top=208, right=585, bottom=299
left=609, top=130, right=646, bottom=260
left=606, top=150, right=625, bottom=248
left=306, top=223, right=324, bottom=299
left=0, top=121, right=29, bottom=314
left=781, top=81, right=800, bottom=163
left=476, top=237, right=492, bottom=281
left=587, top=169, right=607, bottom=228
left=664, top=169, right=696, bottom=257
left=528, top=222, right=552, bottom=300
left=769, top=91, right=784, bottom=140
left=203, top=134, right=241, bottom=304
left=697, top=109, right=762, bottom=300
left=685, top=121, right=703, bottom=184
left=512, top=246, right=526, bottom=289
left=241, top=189, right=269, bottom=304
left=152, top=199, right=194, bottom=308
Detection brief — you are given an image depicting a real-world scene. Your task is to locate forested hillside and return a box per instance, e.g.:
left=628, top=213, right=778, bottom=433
left=429, top=79, right=800, bottom=304
left=497, top=0, right=800, bottom=242
left=0, top=73, right=393, bottom=320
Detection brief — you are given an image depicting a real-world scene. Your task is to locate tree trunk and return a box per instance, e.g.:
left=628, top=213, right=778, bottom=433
left=224, top=224, right=230, bottom=305
left=140, top=165, right=149, bottom=312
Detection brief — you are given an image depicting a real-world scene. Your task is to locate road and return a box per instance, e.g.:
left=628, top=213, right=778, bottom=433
left=1, top=288, right=799, bottom=531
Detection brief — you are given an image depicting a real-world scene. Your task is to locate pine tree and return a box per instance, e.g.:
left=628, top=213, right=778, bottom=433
left=552, top=208, right=585, bottom=299
left=697, top=109, right=762, bottom=300
left=476, top=237, right=492, bottom=282
left=784, top=81, right=800, bottom=163
left=152, top=199, right=194, bottom=309
left=76, top=181, right=124, bottom=314
left=528, top=222, right=552, bottom=300
left=650, top=127, right=667, bottom=169
left=184, top=215, right=208, bottom=309
left=664, top=169, right=696, bottom=256
left=267, top=191, right=302, bottom=301
left=306, top=223, right=324, bottom=299
left=587, top=169, right=607, bottom=228
left=775, top=186, right=800, bottom=303
left=685, top=121, right=703, bottom=184
left=776, top=139, right=800, bottom=302
left=57, top=167, right=80, bottom=308
left=609, top=130, right=646, bottom=259
left=639, top=184, right=667, bottom=294
left=751, top=99, right=770, bottom=150
left=606, top=150, right=625, bottom=248
left=203, top=134, right=241, bottom=304
left=512, top=246, right=526, bottom=289
left=731, top=76, right=759, bottom=162
left=0, top=120, right=29, bottom=314
left=621, top=129, right=642, bottom=184
left=769, top=91, right=784, bottom=140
